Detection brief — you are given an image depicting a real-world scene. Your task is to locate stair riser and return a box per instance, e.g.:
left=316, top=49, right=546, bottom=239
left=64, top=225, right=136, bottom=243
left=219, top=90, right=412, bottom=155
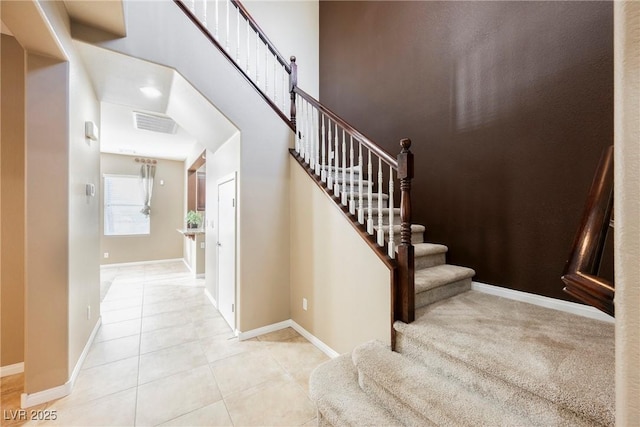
left=357, top=372, right=439, bottom=426
left=393, top=334, right=596, bottom=427
left=416, top=252, right=446, bottom=269
left=415, top=278, right=471, bottom=309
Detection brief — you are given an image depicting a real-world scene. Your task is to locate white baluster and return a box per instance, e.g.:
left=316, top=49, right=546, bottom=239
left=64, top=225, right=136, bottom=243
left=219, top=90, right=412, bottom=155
left=315, top=110, right=320, bottom=175
left=377, top=158, right=384, bottom=246
left=309, top=104, right=315, bottom=169
left=295, top=95, right=301, bottom=154
left=342, top=130, right=347, bottom=205
left=246, top=18, right=250, bottom=74
left=273, top=55, right=277, bottom=105
left=304, top=101, right=310, bottom=164
left=358, top=142, right=364, bottom=224
left=349, top=136, right=355, bottom=215
left=367, top=149, right=373, bottom=234
left=334, top=123, right=339, bottom=194
left=236, top=6, right=240, bottom=62
left=265, top=46, right=269, bottom=95
left=225, top=0, right=230, bottom=51
left=256, top=32, right=259, bottom=86
left=282, top=69, right=286, bottom=112
left=215, top=0, right=219, bottom=38
left=388, top=167, right=395, bottom=258
left=327, top=120, right=333, bottom=190
left=321, top=115, right=327, bottom=182
left=202, top=0, right=208, bottom=26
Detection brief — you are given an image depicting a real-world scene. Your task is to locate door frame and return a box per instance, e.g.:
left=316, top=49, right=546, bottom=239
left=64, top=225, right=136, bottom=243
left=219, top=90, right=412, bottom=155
left=216, top=172, right=237, bottom=332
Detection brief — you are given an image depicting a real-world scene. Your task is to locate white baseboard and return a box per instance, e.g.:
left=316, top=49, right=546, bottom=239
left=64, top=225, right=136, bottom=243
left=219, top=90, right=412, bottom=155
left=290, top=320, right=340, bottom=359
left=237, top=319, right=340, bottom=359
left=0, top=362, right=24, bottom=377
left=101, top=258, right=183, bottom=268
left=237, top=320, right=292, bottom=341
left=21, top=317, right=102, bottom=408
left=472, top=281, right=615, bottom=323
left=204, top=288, right=218, bottom=309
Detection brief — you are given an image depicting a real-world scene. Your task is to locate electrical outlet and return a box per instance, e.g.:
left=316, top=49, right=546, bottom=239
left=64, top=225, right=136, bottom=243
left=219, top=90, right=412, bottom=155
left=87, top=305, right=91, bottom=320
left=103, top=252, right=109, bottom=258
left=302, top=298, right=308, bottom=311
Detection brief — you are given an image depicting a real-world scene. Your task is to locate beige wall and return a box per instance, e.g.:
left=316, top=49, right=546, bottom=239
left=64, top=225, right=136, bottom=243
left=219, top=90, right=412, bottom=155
left=289, top=157, right=391, bottom=354
left=614, top=2, right=640, bottom=424
left=204, top=133, right=240, bottom=308
left=0, top=34, right=26, bottom=367
left=24, top=52, right=70, bottom=393
left=100, top=153, right=185, bottom=265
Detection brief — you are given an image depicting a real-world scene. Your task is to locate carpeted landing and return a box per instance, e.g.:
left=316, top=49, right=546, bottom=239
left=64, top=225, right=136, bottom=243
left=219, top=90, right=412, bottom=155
left=310, top=290, right=614, bottom=426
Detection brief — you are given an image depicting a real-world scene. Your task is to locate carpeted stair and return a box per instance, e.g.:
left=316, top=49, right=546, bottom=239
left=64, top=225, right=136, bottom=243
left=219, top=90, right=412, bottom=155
left=310, top=288, right=615, bottom=426
left=309, top=164, right=614, bottom=426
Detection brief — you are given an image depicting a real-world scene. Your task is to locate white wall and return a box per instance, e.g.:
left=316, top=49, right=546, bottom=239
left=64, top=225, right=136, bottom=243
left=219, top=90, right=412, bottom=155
left=243, top=0, right=319, bottom=98
left=614, top=2, right=640, bottom=424
left=289, top=157, right=391, bottom=353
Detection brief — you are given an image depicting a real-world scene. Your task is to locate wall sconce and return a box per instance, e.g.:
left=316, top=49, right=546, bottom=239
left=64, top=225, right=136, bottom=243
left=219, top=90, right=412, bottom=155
left=85, top=121, right=99, bottom=141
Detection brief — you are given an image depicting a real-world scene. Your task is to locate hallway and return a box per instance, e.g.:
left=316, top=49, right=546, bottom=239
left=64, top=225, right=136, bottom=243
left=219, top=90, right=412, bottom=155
left=11, top=261, right=325, bottom=426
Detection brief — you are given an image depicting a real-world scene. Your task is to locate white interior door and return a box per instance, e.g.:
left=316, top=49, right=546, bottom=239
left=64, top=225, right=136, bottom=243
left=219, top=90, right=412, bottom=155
left=217, top=175, right=236, bottom=331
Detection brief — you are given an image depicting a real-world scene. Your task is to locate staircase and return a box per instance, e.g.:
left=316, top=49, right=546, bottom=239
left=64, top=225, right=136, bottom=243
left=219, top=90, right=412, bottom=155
left=165, top=2, right=615, bottom=425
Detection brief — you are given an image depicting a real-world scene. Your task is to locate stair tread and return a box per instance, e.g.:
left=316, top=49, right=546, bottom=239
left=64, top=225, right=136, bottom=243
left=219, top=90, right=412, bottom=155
left=394, top=290, right=615, bottom=426
left=415, top=264, right=475, bottom=293
left=309, top=354, right=401, bottom=427
left=353, top=341, right=534, bottom=426
left=412, top=242, right=448, bottom=257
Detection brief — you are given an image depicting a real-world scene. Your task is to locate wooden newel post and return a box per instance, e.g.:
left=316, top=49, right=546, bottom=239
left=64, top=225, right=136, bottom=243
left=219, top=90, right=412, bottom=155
left=396, top=138, right=415, bottom=323
left=289, top=56, right=297, bottom=129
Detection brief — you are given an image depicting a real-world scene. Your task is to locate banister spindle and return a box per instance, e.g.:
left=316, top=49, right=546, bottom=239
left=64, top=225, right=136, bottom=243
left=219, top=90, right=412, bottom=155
left=377, top=157, right=384, bottom=246
left=388, top=167, right=395, bottom=258
left=342, top=130, right=347, bottom=205
left=315, top=109, right=320, bottom=175
left=334, top=123, right=339, bottom=194
left=273, top=55, right=277, bottom=105
left=282, top=69, right=286, bottom=112
left=349, top=136, right=355, bottom=215
left=235, top=6, right=240, bottom=61
left=255, top=32, right=260, bottom=86
left=265, top=45, right=269, bottom=94
left=304, top=100, right=310, bottom=164
left=327, top=119, right=333, bottom=190
left=202, top=0, right=207, bottom=26
left=397, top=138, right=415, bottom=323
left=358, top=142, right=364, bottom=224
left=367, top=149, right=373, bottom=234
left=294, top=96, right=301, bottom=153
left=289, top=56, right=297, bottom=128
left=215, top=0, right=219, bottom=38
left=321, top=115, right=327, bottom=182
left=225, top=0, right=230, bottom=51
left=245, top=18, right=250, bottom=74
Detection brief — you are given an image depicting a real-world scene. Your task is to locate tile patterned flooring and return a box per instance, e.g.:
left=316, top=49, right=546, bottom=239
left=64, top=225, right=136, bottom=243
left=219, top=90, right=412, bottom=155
left=2, top=261, right=327, bottom=426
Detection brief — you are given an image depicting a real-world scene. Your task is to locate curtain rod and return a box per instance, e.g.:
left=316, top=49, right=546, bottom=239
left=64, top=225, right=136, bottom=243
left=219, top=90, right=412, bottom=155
left=135, top=157, right=157, bottom=165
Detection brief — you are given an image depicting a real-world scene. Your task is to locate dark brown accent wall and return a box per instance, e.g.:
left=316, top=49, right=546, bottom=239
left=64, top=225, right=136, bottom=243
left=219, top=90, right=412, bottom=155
left=319, top=1, right=613, bottom=301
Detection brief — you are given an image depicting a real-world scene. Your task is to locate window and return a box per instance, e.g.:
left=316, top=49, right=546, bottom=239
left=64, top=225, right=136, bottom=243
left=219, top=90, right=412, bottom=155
left=104, top=174, right=150, bottom=236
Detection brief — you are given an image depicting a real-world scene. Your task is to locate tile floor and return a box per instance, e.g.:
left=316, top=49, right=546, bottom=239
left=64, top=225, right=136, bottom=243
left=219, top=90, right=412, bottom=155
left=3, top=261, right=327, bottom=426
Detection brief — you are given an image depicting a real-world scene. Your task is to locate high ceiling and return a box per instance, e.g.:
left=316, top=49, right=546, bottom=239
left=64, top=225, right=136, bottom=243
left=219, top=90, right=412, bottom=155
left=75, top=42, right=238, bottom=161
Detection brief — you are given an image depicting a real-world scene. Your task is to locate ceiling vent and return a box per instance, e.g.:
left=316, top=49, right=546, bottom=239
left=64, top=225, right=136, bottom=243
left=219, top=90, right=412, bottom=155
left=133, top=112, right=178, bottom=134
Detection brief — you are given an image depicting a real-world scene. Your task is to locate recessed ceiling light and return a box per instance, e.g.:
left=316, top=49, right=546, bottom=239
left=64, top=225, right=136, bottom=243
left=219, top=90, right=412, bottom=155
left=140, top=86, right=162, bottom=98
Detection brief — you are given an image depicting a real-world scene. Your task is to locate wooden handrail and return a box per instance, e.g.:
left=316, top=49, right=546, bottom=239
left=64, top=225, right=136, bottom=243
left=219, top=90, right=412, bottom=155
left=293, top=87, right=399, bottom=168
left=561, top=145, right=614, bottom=316
left=173, top=0, right=294, bottom=131
left=229, top=0, right=291, bottom=72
